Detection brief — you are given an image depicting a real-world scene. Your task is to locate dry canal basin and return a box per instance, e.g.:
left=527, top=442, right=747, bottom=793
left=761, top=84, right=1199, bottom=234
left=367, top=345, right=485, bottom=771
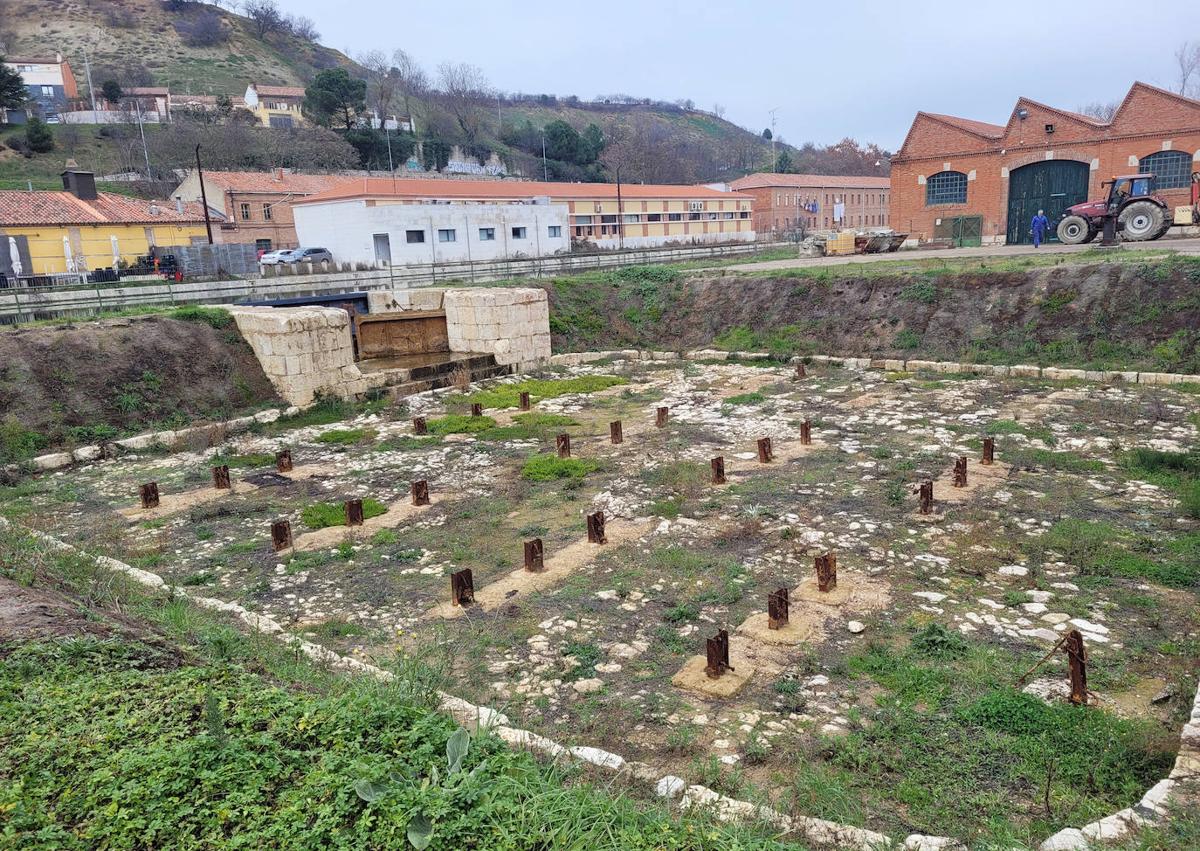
left=9, top=357, right=1198, bottom=846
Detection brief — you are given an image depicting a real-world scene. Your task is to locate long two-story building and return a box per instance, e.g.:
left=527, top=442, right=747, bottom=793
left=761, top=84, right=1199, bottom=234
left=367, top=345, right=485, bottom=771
left=292, top=178, right=754, bottom=267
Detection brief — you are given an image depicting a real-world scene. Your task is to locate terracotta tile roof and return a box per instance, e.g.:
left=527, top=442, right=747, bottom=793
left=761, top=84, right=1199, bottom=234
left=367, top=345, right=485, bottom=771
left=252, top=85, right=306, bottom=98
left=924, top=113, right=1006, bottom=138
left=729, top=173, right=890, bottom=191
left=0, top=190, right=209, bottom=226
left=202, top=171, right=351, bottom=195
left=4, top=57, right=62, bottom=65
left=297, top=178, right=751, bottom=205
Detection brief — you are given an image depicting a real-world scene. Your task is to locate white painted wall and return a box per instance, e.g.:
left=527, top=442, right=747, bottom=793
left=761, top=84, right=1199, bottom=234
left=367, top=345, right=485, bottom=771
left=294, top=200, right=571, bottom=267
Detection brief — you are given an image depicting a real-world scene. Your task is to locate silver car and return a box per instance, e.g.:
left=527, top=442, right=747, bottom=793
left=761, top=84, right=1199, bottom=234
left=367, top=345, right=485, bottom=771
left=260, top=247, right=333, bottom=265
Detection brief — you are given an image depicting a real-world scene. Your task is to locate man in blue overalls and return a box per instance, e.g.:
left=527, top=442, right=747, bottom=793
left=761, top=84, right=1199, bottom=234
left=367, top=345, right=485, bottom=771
left=1031, top=209, right=1050, bottom=247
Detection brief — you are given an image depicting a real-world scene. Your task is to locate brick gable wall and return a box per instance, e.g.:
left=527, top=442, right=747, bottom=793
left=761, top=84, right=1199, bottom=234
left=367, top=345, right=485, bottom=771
left=891, top=84, right=1200, bottom=244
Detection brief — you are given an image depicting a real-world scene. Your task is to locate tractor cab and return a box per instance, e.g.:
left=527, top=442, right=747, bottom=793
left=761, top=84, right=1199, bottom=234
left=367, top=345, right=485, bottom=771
left=1104, top=174, right=1156, bottom=212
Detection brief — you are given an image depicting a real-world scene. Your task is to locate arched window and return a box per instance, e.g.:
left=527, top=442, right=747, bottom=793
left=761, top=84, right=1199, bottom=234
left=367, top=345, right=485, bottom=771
left=925, top=171, right=967, bottom=205
left=1139, top=150, right=1192, bottom=190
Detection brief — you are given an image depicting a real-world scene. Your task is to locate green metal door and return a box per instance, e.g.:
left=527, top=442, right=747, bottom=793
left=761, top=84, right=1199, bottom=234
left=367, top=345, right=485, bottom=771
left=953, top=215, right=982, bottom=247
left=1006, top=160, right=1089, bottom=244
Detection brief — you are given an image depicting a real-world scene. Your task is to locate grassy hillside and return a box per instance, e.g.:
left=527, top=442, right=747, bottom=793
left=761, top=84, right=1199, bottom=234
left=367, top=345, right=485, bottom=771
left=1, top=0, right=793, bottom=183
left=2, top=0, right=354, bottom=95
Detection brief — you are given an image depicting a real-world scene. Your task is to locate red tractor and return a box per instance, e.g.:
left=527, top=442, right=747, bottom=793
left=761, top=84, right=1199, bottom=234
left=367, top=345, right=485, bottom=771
left=1056, top=171, right=1200, bottom=245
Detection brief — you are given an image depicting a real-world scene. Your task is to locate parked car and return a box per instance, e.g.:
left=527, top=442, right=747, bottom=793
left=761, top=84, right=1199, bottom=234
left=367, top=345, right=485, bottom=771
left=259, top=247, right=333, bottom=265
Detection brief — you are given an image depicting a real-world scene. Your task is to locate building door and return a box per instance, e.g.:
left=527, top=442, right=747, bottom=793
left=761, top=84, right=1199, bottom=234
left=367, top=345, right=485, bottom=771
left=935, top=215, right=983, bottom=248
left=373, top=233, right=391, bottom=266
left=1006, top=161, right=1089, bottom=245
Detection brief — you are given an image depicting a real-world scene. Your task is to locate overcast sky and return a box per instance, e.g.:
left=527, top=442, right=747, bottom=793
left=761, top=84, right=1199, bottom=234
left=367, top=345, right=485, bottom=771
left=281, top=0, right=1193, bottom=151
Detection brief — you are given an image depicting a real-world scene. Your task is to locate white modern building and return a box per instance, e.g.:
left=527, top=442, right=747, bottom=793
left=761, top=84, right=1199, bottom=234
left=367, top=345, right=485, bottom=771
left=294, top=196, right=570, bottom=267
left=292, top=177, right=755, bottom=264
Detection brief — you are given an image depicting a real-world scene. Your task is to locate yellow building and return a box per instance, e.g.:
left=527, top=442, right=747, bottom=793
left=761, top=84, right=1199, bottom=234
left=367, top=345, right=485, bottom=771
left=242, top=83, right=306, bottom=128
left=0, top=171, right=211, bottom=277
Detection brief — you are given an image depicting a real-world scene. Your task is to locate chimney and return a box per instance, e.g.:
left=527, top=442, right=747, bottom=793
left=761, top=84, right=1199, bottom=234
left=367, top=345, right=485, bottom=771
left=175, top=198, right=184, bottom=214
left=55, top=51, right=63, bottom=64
left=61, top=169, right=98, bottom=201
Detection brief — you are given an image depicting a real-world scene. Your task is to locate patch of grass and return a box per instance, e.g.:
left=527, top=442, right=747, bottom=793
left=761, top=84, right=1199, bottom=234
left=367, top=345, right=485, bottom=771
left=0, top=416, right=47, bottom=466
left=300, top=497, right=388, bottom=530
left=1007, top=447, right=1104, bottom=473
left=463, top=376, right=627, bottom=409
left=562, top=640, right=602, bottom=681
left=315, top=427, right=377, bottom=446
left=1040, top=520, right=1199, bottom=588
left=909, top=623, right=969, bottom=659
left=375, top=435, right=440, bottom=452
left=309, top=618, right=368, bottom=640
left=650, top=496, right=684, bottom=518
left=477, top=413, right=578, bottom=442
left=663, top=603, right=700, bottom=624
left=986, top=419, right=1057, bottom=445
left=169, top=305, right=233, bottom=330
left=426, top=414, right=497, bottom=436
left=724, top=391, right=766, bottom=406
left=209, top=451, right=275, bottom=469
left=520, top=454, right=597, bottom=481
left=0, top=525, right=794, bottom=851
left=641, top=461, right=711, bottom=496
left=900, top=280, right=938, bottom=304
left=894, top=329, right=922, bottom=350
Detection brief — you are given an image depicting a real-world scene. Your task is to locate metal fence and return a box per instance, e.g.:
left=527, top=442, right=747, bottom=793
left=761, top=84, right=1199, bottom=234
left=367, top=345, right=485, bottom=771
left=0, top=240, right=784, bottom=325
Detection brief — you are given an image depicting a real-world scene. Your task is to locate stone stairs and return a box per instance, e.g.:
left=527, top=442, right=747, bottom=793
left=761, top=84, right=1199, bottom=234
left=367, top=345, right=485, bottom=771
left=362, top=353, right=512, bottom=400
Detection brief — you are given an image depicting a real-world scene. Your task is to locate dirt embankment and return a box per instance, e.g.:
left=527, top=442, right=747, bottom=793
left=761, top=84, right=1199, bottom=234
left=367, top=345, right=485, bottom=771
left=0, top=312, right=279, bottom=458
left=547, top=260, right=1200, bottom=372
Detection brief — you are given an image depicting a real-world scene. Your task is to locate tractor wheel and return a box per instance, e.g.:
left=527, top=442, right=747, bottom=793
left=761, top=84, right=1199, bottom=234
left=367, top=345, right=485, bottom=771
left=1118, top=201, right=1166, bottom=241
left=1056, top=215, right=1094, bottom=245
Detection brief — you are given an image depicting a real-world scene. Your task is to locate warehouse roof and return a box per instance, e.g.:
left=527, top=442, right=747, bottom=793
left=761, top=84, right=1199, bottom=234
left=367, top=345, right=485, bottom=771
left=297, top=178, right=751, bottom=205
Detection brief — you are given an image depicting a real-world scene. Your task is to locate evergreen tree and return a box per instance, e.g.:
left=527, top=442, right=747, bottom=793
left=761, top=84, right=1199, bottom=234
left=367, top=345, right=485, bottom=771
left=0, top=57, right=27, bottom=113
left=303, top=68, right=367, bottom=130
left=25, top=116, right=54, bottom=153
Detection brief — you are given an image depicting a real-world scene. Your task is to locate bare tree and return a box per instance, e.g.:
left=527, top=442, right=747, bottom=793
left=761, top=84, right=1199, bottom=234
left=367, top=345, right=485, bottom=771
left=242, top=0, right=284, bottom=40
left=357, top=50, right=396, bottom=123
left=713, top=103, right=726, bottom=119
left=1077, top=100, right=1120, bottom=122
left=392, top=49, right=428, bottom=125
left=285, top=14, right=319, bottom=42
left=1175, top=41, right=1200, bottom=96
left=436, top=61, right=491, bottom=144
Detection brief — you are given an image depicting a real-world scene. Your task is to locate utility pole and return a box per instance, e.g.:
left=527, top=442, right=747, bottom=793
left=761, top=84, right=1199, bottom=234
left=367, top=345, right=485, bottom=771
left=769, top=107, right=780, bottom=173
left=615, top=164, right=624, bottom=251
left=541, top=132, right=548, bottom=181
left=135, top=101, right=152, bottom=182
left=82, top=47, right=97, bottom=111
left=385, top=124, right=396, bottom=191
left=195, top=144, right=214, bottom=244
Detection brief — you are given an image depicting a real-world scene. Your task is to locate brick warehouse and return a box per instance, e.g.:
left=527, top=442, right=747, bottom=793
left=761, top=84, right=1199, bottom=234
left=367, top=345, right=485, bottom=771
left=727, top=173, right=891, bottom=236
left=890, top=81, right=1200, bottom=246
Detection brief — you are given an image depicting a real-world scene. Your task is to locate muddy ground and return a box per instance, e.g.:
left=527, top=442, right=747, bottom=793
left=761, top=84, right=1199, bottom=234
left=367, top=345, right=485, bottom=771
left=545, top=259, right=1200, bottom=372
left=0, top=313, right=279, bottom=456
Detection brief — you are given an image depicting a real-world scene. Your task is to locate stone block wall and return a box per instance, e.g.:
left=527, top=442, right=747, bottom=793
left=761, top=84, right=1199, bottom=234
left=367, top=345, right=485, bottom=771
left=227, top=306, right=384, bottom=406
left=443, top=287, right=551, bottom=370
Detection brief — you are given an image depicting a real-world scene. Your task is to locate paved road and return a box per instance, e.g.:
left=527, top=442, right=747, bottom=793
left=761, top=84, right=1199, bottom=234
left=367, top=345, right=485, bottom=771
left=705, top=235, right=1200, bottom=274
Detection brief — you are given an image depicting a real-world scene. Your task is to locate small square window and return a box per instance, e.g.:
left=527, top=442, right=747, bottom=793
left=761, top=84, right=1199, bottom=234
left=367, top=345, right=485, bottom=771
left=478, top=228, right=495, bottom=241
left=548, top=225, right=562, bottom=238
left=406, top=229, right=425, bottom=244
left=511, top=226, right=526, bottom=239
left=437, top=228, right=456, bottom=243
left=262, top=204, right=272, bottom=221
